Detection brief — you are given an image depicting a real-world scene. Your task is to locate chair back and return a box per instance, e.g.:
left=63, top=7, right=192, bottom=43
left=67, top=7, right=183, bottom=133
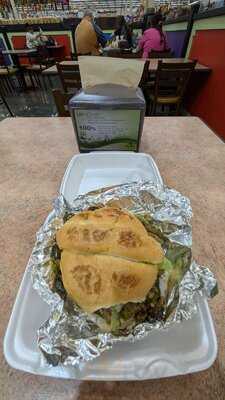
left=52, top=89, right=73, bottom=117
left=149, top=49, right=173, bottom=58
left=56, top=62, right=81, bottom=92
left=154, top=60, right=197, bottom=100
left=118, top=39, right=129, bottom=49
left=33, top=45, right=54, bottom=68
left=139, top=60, right=150, bottom=87
left=106, top=48, right=142, bottom=59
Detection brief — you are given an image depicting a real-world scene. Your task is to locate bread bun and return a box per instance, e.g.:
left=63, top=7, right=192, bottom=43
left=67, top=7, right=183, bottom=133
left=56, top=207, right=164, bottom=315
left=60, top=250, right=158, bottom=313
left=56, top=207, right=163, bottom=264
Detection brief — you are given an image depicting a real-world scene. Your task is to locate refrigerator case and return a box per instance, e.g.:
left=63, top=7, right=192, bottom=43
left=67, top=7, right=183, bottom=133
left=69, top=84, right=146, bottom=152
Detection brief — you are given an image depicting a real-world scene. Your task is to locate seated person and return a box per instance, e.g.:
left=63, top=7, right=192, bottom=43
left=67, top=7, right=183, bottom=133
left=75, top=10, right=106, bottom=56
left=138, top=14, right=169, bottom=58
left=26, top=25, right=42, bottom=49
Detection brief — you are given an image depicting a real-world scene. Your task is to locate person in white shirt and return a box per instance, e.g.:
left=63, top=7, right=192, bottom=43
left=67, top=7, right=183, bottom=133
left=26, top=25, right=42, bottom=49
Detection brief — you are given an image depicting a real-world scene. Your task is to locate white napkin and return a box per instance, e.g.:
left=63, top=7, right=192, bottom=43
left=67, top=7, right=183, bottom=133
left=78, top=56, right=145, bottom=89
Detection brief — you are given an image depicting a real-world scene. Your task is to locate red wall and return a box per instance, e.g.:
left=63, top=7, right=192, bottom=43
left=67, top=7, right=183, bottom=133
left=188, top=29, right=225, bottom=140
left=49, top=34, right=72, bottom=57
left=11, top=33, right=72, bottom=57
left=12, top=36, right=29, bottom=64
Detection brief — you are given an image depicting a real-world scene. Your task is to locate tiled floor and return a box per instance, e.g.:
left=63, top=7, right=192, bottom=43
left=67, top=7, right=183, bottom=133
left=0, top=88, right=56, bottom=120
left=0, top=75, right=189, bottom=120
left=0, top=74, right=61, bottom=120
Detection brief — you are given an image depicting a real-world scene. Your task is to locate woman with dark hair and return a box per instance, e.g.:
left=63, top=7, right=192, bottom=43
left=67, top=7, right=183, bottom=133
left=138, top=14, right=169, bottom=58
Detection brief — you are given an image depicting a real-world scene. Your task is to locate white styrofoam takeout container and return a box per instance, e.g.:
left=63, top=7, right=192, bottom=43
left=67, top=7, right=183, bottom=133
left=4, top=152, right=217, bottom=380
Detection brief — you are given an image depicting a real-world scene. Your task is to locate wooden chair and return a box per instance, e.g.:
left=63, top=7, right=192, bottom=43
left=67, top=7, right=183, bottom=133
left=56, top=62, right=81, bottom=93
left=139, top=59, right=155, bottom=112
left=149, top=49, right=173, bottom=58
left=52, top=89, right=73, bottom=117
left=139, top=60, right=150, bottom=88
left=148, top=60, right=197, bottom=115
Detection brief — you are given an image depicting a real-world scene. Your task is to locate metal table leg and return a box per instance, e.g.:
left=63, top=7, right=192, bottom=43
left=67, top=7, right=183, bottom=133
left=12, top=54, right=27, bottom=90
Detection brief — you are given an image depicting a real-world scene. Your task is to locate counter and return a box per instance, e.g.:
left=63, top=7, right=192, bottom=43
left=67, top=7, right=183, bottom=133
left=0, top=116, right=224, bottom=399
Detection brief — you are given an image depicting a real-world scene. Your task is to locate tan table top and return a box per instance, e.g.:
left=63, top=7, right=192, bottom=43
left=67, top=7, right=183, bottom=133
left=2, top=48, right=37, bottom=55
left=148, top=58, right=211, bottom=71
left=42, top=64, right=57, bottom=74
left=42, top=58, right=210, bottom=75
left=0, top=117, right=224, bottom=399
left=42, top=60, right=79, bottom=75
left=60, top=60, right=79, bottom=66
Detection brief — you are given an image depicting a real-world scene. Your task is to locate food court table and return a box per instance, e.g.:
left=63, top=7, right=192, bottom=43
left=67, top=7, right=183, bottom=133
left=42, top=58, right=210, bottom=77
left=148, top=58, right=211, bottom=72
left=42, top=60, right=79, bottom=87
left=0, top=117, right=224, bottom=399
left=42, top=60, right=79, bottom=75
left=2, top=48, right=37, bottom=89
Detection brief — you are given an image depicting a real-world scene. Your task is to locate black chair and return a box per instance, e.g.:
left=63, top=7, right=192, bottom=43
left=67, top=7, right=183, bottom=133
left=106, top=48, right=142, bottom=59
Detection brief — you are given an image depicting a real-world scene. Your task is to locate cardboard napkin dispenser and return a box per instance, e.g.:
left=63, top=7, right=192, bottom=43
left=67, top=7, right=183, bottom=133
left=69, top=84, right=146, bottom=152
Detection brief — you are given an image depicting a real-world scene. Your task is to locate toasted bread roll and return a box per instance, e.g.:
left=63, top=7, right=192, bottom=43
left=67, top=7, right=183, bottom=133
left=56, top=207, right=163, bottom=264
left=60, top=250, right=158, bottom=313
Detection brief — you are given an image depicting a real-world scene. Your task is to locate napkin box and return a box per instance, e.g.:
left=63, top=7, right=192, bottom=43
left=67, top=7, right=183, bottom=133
left=69, top=84, right=146, bottom=152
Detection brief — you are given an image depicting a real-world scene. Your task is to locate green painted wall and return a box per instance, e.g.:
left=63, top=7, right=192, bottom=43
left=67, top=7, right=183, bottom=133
left=164, top=21, right=188, bottom=32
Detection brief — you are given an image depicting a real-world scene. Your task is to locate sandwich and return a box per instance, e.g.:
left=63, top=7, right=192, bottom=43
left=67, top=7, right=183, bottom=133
left=56, top=206, right=166, bottom=333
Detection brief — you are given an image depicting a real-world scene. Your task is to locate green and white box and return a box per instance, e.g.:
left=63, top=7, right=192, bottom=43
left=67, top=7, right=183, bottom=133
left=69, top=84, right=146, bottom=152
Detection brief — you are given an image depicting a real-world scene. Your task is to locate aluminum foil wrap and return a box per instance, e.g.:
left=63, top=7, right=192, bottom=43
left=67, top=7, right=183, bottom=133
left=30, top=181, right=218, bottom=367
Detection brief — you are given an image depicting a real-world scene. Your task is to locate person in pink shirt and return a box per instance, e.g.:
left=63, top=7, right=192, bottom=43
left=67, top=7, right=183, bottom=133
left=138, top=14, right=169, bottom=58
